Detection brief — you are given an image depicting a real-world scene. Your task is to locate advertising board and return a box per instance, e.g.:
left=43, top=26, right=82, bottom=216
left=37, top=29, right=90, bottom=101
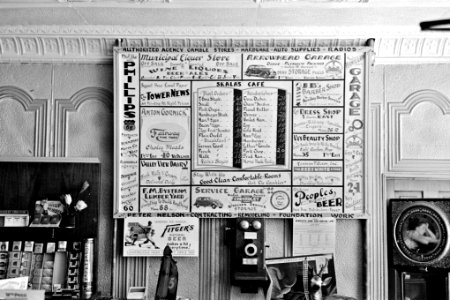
left=115, top=47, right=370, bottom=219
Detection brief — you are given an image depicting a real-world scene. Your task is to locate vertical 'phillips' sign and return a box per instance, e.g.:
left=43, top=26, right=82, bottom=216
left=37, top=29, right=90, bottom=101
left=117, top=52, right=140, bottom=213
left=122, top=54, right=139, bottom=131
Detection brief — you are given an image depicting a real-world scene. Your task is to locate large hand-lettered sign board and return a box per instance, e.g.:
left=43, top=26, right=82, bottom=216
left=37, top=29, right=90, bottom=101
left=114, top=47, right=370, bottom=219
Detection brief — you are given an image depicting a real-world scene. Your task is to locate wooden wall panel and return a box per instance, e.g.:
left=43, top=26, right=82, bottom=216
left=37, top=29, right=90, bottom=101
left=199, top=219, right=229, bottom=300
left=0, top=87, right=48, bottom=156
left=385, top=64, right=450, bottom=174
left=54, top=87, right=113, bottom=157
left=0, top=100, right=36, bottom=156
left=388, top=179, right=450, bottom=199
left=387, top=89, right=450, bottom=173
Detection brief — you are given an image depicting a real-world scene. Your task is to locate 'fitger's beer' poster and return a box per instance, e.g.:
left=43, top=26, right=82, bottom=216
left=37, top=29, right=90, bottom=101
left=123, top=217, right=199, bottom=257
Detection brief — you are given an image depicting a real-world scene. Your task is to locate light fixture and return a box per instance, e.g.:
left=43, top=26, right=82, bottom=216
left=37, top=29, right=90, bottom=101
left=420, top=19, right=450, bottom=31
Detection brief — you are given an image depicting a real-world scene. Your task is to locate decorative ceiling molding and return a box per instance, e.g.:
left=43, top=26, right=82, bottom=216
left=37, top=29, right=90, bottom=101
left=0, top=25, right=416, bottom=37
left=0, top=25, right=449, bottom=63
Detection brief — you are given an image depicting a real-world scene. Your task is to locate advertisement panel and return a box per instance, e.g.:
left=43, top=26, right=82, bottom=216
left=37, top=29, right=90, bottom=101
left=123, top=217, right=199, bottom=257
left=191, top=186, right=291, bottom=213
left=114, top=47, right=369, bottom=218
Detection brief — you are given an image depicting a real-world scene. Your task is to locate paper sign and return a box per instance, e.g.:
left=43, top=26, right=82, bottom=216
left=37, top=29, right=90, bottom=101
left=123, top=217, right=199, bottom=257
left=292, top=217, right=336, bottom=256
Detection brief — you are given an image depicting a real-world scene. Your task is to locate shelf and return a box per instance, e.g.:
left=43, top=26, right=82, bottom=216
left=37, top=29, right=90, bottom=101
left=0, top=160, right=100, bottom=241
left=0, top=226, right=90, bottom=242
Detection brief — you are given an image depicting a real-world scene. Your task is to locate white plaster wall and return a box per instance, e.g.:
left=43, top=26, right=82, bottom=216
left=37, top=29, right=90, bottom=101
left=385, top=64, right=450, bottom=104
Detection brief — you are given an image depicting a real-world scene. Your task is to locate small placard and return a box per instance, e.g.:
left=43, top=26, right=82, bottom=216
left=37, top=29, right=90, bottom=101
left=24, top=242, right=34, bottom=252
left=34, top=243, right=44, bottom=254
left=244, top=232, right=257, bottom=240
left=12, top=242, right=22, bottom=252
left=242, top=258, right=258, bottom=265
left=127, top=286, right=146, bottom=300
left=292, top=217, right=336, bottom=256
left=46, top=243, right=56, bottom=254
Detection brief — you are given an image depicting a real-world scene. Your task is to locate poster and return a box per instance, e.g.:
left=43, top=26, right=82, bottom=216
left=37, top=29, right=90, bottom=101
left=123, top=217, right=199, bottom=257
left=292, top=217, right=336, bottom=256
left=266, top=254, right=336, bottom=300
left=115, top=47, right=369, bottom=218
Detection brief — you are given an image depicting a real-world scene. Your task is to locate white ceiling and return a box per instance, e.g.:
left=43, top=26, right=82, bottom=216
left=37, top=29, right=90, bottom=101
left=0, top=0, right=449, bottom=63
left=0, top=1, right=449, bottom=32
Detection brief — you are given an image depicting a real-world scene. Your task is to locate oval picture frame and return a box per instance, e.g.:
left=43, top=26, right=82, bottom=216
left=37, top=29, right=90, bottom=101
left=393, top=202, right=449, bottom=264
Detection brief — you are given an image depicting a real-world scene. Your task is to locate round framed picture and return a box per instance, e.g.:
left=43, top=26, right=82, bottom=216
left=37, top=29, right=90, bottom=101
left=270, top=191, right=290, bottom=211
left=394, top=203, right=449, bottom=264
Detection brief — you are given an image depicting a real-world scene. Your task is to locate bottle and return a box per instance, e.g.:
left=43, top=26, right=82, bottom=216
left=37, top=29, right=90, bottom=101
left=155, top=245, right=178, bottom=300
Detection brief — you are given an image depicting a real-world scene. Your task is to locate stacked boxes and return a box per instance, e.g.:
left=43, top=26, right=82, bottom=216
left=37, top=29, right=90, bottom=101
left=7, top=251, right=22, bottom=278
left=31, top=242, right=45, bottom=290
left=12, top=241, right=22, bottom=252
left=40, top=254, right=55, bottom=292
left=0, top=251, right=8, bottom=279
left=21, top=241, right=35, bottom=279
left=66, top=242, right=82, bottom=294
left=30, top=252, right=44, bottom=289
left=19, top=252, right=32, bottom=277
left=0, top=240, right=84, bottom=296
left=52, top=242, right=68, bottom=291
left=32, top=243, right=56, bottom=292
left=24, top=241, right=34, bottom=252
